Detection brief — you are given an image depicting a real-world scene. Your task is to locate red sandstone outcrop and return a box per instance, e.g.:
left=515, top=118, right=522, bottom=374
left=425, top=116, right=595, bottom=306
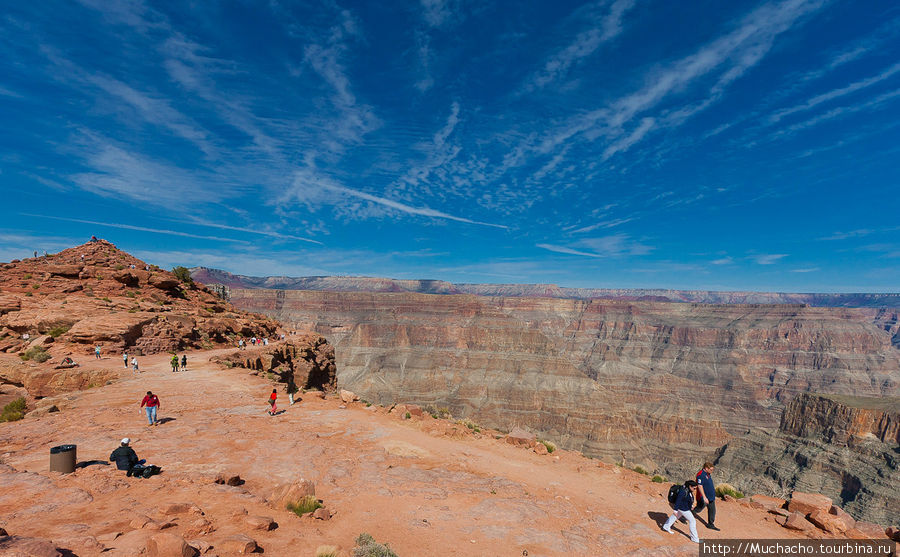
left=211, top=337, right=336, bottom=393
left=0, top=240, right=283, bottom=397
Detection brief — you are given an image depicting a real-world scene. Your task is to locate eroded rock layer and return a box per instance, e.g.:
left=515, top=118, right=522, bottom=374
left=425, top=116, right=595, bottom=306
left=715, top=394, right=900, bottom=525
left=228, top=289, right=900, bottom=466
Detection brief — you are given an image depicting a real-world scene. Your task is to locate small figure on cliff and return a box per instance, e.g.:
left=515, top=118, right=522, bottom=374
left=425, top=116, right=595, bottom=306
left=123, top=352, right=129, bottom=369
left=141, top=391, right=160, bottom=426
left=181, top=354, right=187, bottom=371
left=267, top=388, right=278, bottom=416
left=662, top=480, right=700, bottom=543
left=693, top=462, right=719, bottom=531
left=238, top=338, right=245, bottom=350
left=131, top=357, right=139, bottom=373
left=170, top=354, right=179, bottom=373
left=94, top=345, right=101, bottom=359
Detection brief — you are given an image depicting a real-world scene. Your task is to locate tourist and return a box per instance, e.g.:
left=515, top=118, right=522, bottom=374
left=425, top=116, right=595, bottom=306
left=662, top=480, right=700, bottom=543
left=131, top=357, right=139, bottom=373
left=694, top=462, right=719, bottom=530
left=238, top=338, right=245, bottom=350
left=141, top=391, right=160, bottom=426
left=123, top=352, right=129, bottom=369
left=109, top=438, right=140, bottom=476
left=267, top=388, right=277, bottom=416
left=94, top=345, right=101, bottom=359
left=181, top=354, right=187, bottom=371
left=170, top=354, right=179, bottom=373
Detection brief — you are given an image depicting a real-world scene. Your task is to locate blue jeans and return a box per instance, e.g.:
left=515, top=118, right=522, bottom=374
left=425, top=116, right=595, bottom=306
left=145, top=406, right=157, bottom=425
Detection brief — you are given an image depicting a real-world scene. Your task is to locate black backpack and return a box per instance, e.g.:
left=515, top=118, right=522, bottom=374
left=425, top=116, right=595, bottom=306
left=141, top=465, right=161, bottom=478
left=667, top=484, right=682, bottom=509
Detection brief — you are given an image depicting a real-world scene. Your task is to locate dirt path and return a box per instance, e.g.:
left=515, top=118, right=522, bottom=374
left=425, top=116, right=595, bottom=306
left=0, top=346, right=805, bottom=556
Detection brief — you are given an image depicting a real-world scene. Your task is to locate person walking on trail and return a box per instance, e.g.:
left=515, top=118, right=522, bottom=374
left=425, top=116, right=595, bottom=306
left=694, top=462, right=719, bottom=530
left=141, top=391, right=160, bottom=426
left=267, top=388, right=278, bottom=416
left=662, top=480, right=701, bottom=543
left=95, top=345, right=101, bottom=359
left=170, top=354, right=179, bottom=373
left=123, top=352, right=129, bottom=369
left=238, top=338, right=244, bottom=350
left=131, top=357, right=139, bottom=373
left=181, top=354, right=187, bottom=371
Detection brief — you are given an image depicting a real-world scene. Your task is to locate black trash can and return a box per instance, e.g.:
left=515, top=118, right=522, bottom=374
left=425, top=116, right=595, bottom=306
left=49, top=444, right=77, bottom=474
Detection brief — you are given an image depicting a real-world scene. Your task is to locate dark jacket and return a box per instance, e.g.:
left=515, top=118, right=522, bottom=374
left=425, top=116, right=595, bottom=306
left=697, top=469, right=715, bottom=501
left=109, top=446, right=139, bottom=470
left=674, top=486, right=695, bottom=512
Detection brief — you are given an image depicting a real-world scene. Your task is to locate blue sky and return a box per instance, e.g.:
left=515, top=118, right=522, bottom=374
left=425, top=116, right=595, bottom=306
left=1, top=0, right=899, bottom=292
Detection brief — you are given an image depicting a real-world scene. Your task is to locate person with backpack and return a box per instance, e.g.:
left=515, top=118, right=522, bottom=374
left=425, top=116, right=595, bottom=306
left=663, top=480, right=701, bottom=543
left=694, top=462, right=719, bottom=530
left=109, top=438, right=140, bottom=476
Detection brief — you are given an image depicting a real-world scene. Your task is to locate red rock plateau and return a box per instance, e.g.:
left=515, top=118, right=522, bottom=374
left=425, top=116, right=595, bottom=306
left=3, top=349, right=897, bottom=556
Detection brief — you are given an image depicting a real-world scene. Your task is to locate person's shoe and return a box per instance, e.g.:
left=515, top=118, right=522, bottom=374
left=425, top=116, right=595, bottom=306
left=661, top=527, right=673, bottom=534
left=691, top=539, right=701, bottom=544
left=708, top=524, right=720, bottom=531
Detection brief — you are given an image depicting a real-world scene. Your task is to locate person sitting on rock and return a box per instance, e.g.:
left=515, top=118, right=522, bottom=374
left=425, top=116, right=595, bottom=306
left=662, top=480, right=701, bottom=543
left=109, top=438, right=141, bottom=476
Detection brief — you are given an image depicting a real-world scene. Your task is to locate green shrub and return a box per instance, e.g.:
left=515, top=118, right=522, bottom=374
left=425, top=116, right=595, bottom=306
left=353, top=533, right=398, bottom=557
left=31, top=284, right=39, bottom=289
left=0, top=397, right=26, bottom=422
left=172, top=266, right=193, bottom=285
left=114, top=264, right=125, bottom=270
left=287, top=495, right=322, bottom=516
left=716, top=483, right=744, bottom=499
left=316, top=546, right=339, bottom=557
left=23, top=273, right=32, bottom=279
left=48, top=326, right=70, bottom=338
left=651, top=475, right=667, bottom=483
left=404, top=411, right=411, bottom=419
left=539, top=439, right=556, bottom=453
left=22, top=346, right=51, bottom=363
left=632, top=465, right=649, bottom=475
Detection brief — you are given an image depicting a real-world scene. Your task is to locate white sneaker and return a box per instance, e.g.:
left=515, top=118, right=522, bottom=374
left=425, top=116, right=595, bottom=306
left=691, top=538, right=701, bottom=544
left=662, top=527, right=673, bottom=534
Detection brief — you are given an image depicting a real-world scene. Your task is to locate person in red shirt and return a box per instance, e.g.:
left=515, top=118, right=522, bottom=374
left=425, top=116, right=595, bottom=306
left=141, top=391, right=160, bottom=426
left=267, top=388, right=277, bottom=416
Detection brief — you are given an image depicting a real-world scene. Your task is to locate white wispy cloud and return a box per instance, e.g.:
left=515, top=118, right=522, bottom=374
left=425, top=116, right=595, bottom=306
left=711, top=257, right=734, bottom=265
left=287, top=167, right=508, bottom=229
left=751, top=253, right=788, bottom=265
left=420, top=0, right=457, bottom=28
left=769, top=61, right=900, bottom=124
left=0, top=85, right=22, bottom=98
left=570, top=218, right=633, bottom=234
left=537, top=234, right=652, bottom=258
left=179, top=219, right=322, bottom=245
left=790, top=267, right=819, bottom=273
left=22, top=214, right=249, bottom=243
left=602, top=117, right=655, bottom=160
left=526, top=0, right=636, bottom=91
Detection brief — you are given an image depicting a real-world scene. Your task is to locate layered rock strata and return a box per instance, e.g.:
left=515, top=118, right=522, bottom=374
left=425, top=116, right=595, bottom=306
left=227, top=290, right=900, bottom=469
left=211, top=336, right=336, bottom=393
left=715, top=394, right=900, bottom=525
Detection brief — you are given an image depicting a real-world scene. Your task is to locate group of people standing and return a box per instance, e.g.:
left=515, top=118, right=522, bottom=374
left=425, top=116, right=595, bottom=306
left=662, top=461, right=719, bottom=543
left=170, top=354, right=187, bottom=372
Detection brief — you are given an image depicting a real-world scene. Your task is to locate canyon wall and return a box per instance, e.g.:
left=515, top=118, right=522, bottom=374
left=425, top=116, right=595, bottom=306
left=227, top=289, right=900, bottom=468
left=715, top=394, right=900, bottom=524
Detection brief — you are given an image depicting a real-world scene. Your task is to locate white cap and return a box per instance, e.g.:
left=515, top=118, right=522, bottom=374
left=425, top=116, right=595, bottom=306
left=121, top=437, right=130, bottom=445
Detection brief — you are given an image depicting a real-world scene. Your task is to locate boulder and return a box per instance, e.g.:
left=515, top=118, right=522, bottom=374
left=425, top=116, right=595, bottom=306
left=885, top=526, right=900, bottom=542
left=221, top=534, right=257, bottom=555
left=45, top=264, right=82, bottom=278
left=340, top=389, right=358, bottom=403
left=312, top=507, right=332, bottom=521
left=0, top=536, right=62, bottom=557
left=214, top=473, right=243, bottom=486
left=783, top=512, right=816, bottom=532
left=269, top=478, right=316, bottom=509
left=147, top=533, right=197, bottom=557
left=160, top=502, right=193, bottom=515
left=828, top=505, right=856, bottom=530
left=113, top=271, right=140, bottom=287
left=808, top=509, right=848, bottom=534
left=0, top=294, right=21, bottom=315
left=183, top=518, right=214, bottom=538
left=244, top=516, right=275, bottom=531
left=533, top=442, right=548, bottom=455
left=852, top=521, right=889, bottom=539
left=750, top=494, right=787, bottom=513
left=148, top=275, right=180, bottom=291
left=787, top=492, right=832, bottom=516
left=404, top=404, right=424, bottom=418
left=506, top=427, right=536, bottom=447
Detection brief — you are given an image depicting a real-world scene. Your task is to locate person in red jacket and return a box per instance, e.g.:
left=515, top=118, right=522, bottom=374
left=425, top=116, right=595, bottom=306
left=141, top=391, right=160, bottom=426
left=267, top=388, right=277, bottom=416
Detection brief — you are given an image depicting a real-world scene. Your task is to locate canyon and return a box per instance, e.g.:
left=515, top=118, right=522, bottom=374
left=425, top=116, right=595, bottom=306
left=223, top=287, right=900, bottom=524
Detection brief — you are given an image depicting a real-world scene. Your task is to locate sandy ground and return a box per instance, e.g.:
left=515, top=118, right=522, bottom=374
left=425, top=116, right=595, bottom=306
left=0, top=345, right=806, bottom=556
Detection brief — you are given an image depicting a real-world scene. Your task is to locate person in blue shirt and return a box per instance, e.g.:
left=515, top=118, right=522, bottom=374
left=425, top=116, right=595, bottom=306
left=694, top=461, right=719, bottom=530
left=662, top=480, right=701, bottom=543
